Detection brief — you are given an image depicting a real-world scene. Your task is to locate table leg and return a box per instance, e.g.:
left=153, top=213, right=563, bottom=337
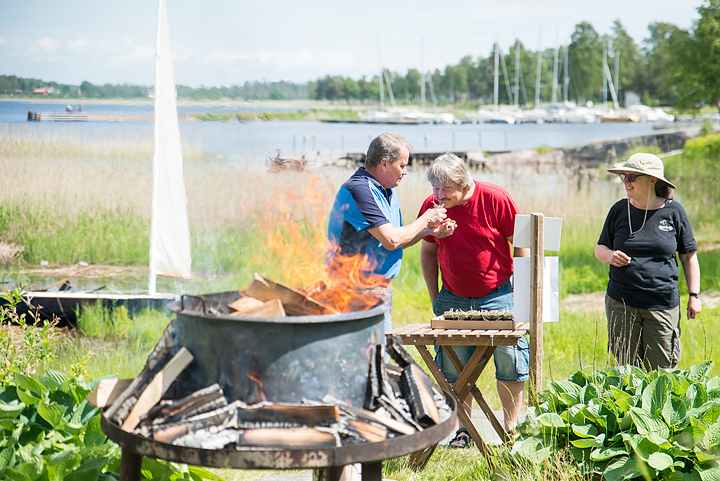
left=443, top=346, right=509, bottom=443
left=119, top=449, right=142, bottom=481
left=361, top=461, right=383, bottom=480
left=407, top=445, right=437, bottom=471
left=414, top=345, right=492, bottom=459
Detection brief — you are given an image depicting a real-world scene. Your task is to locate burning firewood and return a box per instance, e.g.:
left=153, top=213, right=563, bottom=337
left=228, top=295, right=264, bottom=314
left=246, top=273, right=337, bottom=316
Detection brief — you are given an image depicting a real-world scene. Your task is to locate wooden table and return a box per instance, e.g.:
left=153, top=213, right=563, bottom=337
left=386, top=322, right=530, bottom=459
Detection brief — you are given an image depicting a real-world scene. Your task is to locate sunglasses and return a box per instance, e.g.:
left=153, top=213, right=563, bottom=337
left=619, top=173, right=646, bottom=182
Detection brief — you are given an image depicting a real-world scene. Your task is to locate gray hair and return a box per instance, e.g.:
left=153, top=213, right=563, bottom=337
left=427, top=152, right=473, bottom=188
left=365, top=132, right=412, bottom=168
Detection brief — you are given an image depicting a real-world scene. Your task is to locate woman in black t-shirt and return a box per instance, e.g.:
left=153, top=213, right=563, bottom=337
left=595, top=153, right=701, bottom=370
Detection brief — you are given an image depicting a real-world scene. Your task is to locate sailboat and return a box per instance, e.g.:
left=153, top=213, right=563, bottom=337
left=5, top=0, right=190, bottom=325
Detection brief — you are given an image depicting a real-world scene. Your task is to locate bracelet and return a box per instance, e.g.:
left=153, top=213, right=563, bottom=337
left=689, top=292, right=699, bottom=298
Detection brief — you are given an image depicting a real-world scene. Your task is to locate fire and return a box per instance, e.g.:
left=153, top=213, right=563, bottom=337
left=247, top=373, right=268, bottom=402
left=242, top=172, right=387, bottom=314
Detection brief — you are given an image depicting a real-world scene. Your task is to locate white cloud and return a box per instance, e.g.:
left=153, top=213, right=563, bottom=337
left=114, top=45, right=154, bottom=63
left=38, top=37, right=59, bottom=54
left=0, top=37, right=6, bottom=46
left=204, top=47, right=355, bottom=71
left=67, top=38, right=89, bottom=51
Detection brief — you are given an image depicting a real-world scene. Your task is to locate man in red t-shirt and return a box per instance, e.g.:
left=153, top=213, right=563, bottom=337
left=417, top=153, right=530, bottom=446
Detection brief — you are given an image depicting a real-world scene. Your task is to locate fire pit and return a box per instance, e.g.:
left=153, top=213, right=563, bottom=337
left=169, top=290, right=387, bottom=406
left=98, top=283, right=457, bottom=481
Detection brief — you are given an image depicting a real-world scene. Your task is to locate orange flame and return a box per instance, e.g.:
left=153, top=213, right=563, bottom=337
left=242, top=172, right=387, bottom=314
left=247, top=373, right=268, bottom=402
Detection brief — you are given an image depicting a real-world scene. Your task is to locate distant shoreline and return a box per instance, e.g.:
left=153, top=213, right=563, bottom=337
left=0, top=97, right=380, bottom=111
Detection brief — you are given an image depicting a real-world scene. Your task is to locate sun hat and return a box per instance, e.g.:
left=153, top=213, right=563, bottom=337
left=607, top=153, right=676, bottom=189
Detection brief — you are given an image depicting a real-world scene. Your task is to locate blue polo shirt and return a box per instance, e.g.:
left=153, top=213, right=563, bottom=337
left=326, top=168, right=403, bottom=279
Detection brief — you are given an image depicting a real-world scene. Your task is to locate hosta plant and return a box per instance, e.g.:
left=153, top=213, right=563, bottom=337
left=512, top=363, right=720, bottom=481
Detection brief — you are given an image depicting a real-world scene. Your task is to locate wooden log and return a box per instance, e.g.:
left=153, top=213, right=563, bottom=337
left=236, top=298, right=285, bottom=318
left=246, top=273, right=337, bottom=316
left=122, top=347, right=194, bottom=431
left=237, top=403, right=339, bottom=426
left=152, top=424, right=189, bottom=443
left=342, top=405, right=416, bottom=436
left=87, top=378, right=133, bottom=408
left=399, top=364, right=440, bottom=427
left=106, top=320, right=178, bottom=424
left=228, top=295, right=264, bottom=314
left=238, top=427, right=336, bottom=447
left=144, top=383, right=226, bottom=426
left=348, top=419, right=387, bottom=443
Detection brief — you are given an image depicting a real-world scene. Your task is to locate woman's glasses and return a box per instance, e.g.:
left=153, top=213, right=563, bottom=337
left=619, top=173, right=646, bottom=182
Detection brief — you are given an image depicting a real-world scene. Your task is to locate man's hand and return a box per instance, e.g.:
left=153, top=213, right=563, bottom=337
left=688, top=296, right=702, bottom=319
left=420, top=205, right=446, bottom=227
left=430, top=219, right=456, bottom=238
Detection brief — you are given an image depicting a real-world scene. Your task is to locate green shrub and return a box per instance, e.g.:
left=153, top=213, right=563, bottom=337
left=512, top=362, right=720, bottom=480
left=0, top=287, right=61, bottom=386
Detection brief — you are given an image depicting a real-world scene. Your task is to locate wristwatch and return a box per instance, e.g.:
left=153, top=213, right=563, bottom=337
left=689, top=292, right=699, bottom=298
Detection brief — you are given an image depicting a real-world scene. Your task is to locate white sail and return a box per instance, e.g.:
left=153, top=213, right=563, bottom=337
left=149, top=0, right=192, bottom=294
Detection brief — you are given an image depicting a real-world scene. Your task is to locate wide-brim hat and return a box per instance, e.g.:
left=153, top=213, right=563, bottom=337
left=607, top=153, right=676, bottom=189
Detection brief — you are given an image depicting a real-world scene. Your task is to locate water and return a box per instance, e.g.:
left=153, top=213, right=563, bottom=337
left=1, top=100, right=665, bottom=163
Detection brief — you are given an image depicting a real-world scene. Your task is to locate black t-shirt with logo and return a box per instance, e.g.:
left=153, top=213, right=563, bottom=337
left=598, top=199, right=697, bottom=310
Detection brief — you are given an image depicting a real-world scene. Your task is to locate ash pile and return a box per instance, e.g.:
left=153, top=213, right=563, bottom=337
left=95, top=274, right=453, bottom=450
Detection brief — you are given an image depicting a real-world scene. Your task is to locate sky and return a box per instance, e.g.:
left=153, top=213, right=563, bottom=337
left=0, top=0, right=705, bottom=88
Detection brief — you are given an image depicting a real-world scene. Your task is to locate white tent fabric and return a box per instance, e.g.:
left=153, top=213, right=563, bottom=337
left=149, top=0, right=192, bottom=294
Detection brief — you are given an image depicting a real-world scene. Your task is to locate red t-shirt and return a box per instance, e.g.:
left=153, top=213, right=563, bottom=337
left=418, top=180, right=519, bottom=298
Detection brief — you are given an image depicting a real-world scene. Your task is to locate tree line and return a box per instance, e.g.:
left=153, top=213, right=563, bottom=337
left=2, top=1, right=718, bottom=111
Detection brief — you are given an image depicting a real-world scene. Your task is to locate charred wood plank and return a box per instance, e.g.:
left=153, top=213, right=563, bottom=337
left=227, top=295, right=264, bottom=314
left=87, top=378, right=132, bottom=408
left=121, top=347, right=194, bottom=431
left=235, top=402, right=339, bottom=427
left=142, top=383, right=226, bottom=426
left=400, top=364, right=440, bottom=427
left=246, top=273, right=337, bottom=316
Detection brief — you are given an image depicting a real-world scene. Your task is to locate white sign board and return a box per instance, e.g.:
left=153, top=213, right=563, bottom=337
left=513, top=215, right=563, bottom=251
left=513, top=256, right=560, bottom=323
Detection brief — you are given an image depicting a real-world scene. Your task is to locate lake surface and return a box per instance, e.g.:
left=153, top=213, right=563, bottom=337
left=1, top=100, right=666, bottom=163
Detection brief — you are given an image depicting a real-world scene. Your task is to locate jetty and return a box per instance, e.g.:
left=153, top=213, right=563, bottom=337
left=27, top=110, right=154, bottom=122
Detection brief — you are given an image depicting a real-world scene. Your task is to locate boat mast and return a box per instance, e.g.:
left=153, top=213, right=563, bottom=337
left=551, top=28, right=559, bottom=105
left=494, top=40, right=499, bottom=112
left=514, top=41, right=520, bottom=108
left=535, top=27, right=542, bottom=108
left=614, top=51, right=620, bottom=105
left=563, top=44, right=569, bottom=103
left=603, top=45, right=608, bottom=110
left=421, top=37, right=426, bottom=111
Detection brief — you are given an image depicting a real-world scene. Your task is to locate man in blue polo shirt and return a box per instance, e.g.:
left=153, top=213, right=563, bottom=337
left=327, top=131, right=453, bottom=331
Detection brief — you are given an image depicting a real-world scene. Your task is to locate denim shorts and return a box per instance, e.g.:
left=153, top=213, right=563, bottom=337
left=432, top=280, right=530, bottom=383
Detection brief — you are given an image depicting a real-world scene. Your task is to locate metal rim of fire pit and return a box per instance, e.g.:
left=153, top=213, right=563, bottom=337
left=168, top=292, right=391, bottom=324
left=101, top=393, right=457, bottom=470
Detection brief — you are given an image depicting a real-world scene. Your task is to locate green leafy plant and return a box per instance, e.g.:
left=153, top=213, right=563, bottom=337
left=0, top=287, right=61, bottom=386
left=0, top=370, right=225, bottom=481
left=512, top=362, right=720, bottom=480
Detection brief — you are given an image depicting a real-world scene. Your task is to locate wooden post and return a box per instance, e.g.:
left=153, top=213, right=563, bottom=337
left=529, top=213, right=544, bottom=405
